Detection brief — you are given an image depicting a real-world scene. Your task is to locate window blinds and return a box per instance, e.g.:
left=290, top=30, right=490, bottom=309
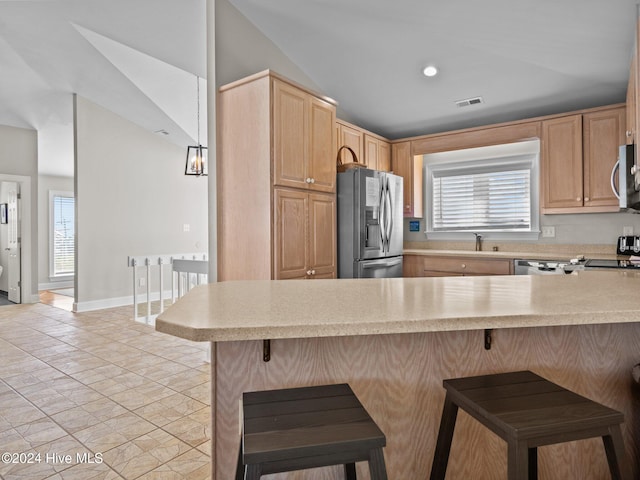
left=53, top=195, right=75, bottom=275
left=432, top=166, right=531, bottom=231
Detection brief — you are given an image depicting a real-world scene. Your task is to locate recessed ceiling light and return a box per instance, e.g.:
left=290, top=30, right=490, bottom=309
left=423, top=65, right=438, bottom=77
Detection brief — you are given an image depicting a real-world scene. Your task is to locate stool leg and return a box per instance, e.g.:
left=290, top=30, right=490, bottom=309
left=244, top=464, right=262, bottom=480
left=429, top=393, right=459, bottom=480
left=602, top=425, right=632, bottom=480
left=507, top=439, right=529, bottom=480
left=368, top=447, right=388, bottom=480
left=344, top=462, right=356, bottom=479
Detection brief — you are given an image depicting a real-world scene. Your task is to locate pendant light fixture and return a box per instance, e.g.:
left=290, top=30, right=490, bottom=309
left=185, top=75, right=207, bottom=176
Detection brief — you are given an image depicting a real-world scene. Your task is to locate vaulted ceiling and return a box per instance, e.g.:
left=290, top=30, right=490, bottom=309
left=0, top=0, right=637, bottom=176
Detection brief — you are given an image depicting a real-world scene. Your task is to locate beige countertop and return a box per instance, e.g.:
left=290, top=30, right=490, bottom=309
left=155, top=271, right=640, bottom=342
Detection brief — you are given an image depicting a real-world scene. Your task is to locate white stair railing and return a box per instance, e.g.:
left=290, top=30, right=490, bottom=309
left=127, top=253, right=208, bottom=325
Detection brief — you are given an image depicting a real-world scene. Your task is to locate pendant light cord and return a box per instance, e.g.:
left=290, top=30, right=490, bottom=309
left=196, top=75, right=200, bottom=146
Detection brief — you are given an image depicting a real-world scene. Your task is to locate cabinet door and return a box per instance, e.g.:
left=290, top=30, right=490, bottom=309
left=541, top=115, right=583, bottom=209
left=308, top=193, right=336, bottom=278
left=402, top=255, right=422, bottom=277
left=363, top=135, right=391, bottom=172
left=378, top=140, right=391, bottom=172
left=583, top=107, right=625, bottom=207
left=308, top=97, right=336, bottom=193
left=273, top=80, right=309, bottom=190
left=274, top=189, right=308, bottom=279
left=364, top=134, right=378, bottom=170
left=392, top=141, right=423, bottom=218
left=627, top=53, right=636, bottom=145
left=338, top=122, right=364, bottom=165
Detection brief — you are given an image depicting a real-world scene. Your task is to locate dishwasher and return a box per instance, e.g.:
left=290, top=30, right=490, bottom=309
left=513, top=259, right=584, bottom=275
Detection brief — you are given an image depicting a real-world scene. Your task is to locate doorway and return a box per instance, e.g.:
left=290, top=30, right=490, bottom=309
left=0, top=181, right=21, bottom=304
left=0, top=175, right=32, bottom=305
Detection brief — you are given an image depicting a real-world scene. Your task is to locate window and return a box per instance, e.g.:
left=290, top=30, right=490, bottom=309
left=50, top=191, right=75, bottom=277
left=425, top=141, right=540, bottom=240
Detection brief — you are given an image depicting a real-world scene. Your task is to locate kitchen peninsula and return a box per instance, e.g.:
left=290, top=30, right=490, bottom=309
left=156, top=272, right=640, bottom=479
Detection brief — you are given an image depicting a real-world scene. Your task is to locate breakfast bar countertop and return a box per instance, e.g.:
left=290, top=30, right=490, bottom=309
left=155, top=271, right=640, bottom=342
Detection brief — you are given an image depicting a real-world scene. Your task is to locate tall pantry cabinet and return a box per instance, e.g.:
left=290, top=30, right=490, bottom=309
left=218, top=71, right=337, bottom=281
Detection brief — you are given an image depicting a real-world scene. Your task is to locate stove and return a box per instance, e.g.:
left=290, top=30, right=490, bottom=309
left=584, top=258, right=640, bottom=269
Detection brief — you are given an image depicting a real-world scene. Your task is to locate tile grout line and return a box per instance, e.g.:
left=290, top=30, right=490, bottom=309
left=0, top=303, right=212, bottom=480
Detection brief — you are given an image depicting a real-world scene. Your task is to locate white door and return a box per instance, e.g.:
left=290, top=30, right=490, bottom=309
left=7, top=183, right=20, bottom=303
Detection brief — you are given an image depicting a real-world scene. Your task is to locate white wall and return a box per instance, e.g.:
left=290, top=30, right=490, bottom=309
left=0, top=125, right=38, bottom=302
left=215, top=0, right=320, bottom=90
left=37, top=175, right=74, bottom=290
left=74, top=96, right=208, bottom=311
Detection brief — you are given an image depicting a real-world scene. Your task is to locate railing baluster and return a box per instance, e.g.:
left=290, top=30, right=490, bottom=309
left=132, top=259, right=138, bottom=321
left=128, top=253, right=208, bottom=324
left=145, top=258, right=151, bottom=324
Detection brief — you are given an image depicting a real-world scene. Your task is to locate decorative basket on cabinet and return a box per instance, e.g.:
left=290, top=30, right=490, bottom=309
left=336, top=145, right=366, bottom=172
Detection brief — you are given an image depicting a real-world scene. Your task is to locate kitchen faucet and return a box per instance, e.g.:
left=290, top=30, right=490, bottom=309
left=474, top=233, right=482, bottom=252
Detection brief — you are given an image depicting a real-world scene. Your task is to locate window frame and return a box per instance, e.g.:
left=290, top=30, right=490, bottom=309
left=49, top=190, right=75, bottom=279
left=424, top=140, right=540, bottom=241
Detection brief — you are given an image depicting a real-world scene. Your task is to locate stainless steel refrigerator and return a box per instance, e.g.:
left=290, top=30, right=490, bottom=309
left=337, top=168, right=403, bottom=278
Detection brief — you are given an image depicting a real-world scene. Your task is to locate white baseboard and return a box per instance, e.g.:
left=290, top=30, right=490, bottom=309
left=74, top=295, right=133, bottom=313
left=73, top=289, right=175, bottom=313
left=39, top=280, right=74, bottom=291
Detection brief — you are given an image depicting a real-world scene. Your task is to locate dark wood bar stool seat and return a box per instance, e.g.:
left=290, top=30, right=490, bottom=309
left=430, top=370, right=631, bottom=480
left=236, top=383, right=388, bottom=480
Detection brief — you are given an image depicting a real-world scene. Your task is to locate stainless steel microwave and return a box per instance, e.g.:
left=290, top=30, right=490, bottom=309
left=612, top=144, right=640, bottom=211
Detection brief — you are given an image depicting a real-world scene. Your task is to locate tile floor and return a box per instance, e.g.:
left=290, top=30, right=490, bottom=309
left=0, top=301, right=211, bottom=479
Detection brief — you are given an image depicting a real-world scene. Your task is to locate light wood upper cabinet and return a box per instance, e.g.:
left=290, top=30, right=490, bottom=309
left=273, top=78, right=336, bottom=193
left=392, top=141, right=423, bottom=218
left=336, top=119, right=391, bottom=171
left=627, top=53, right=636, bottom=145
left=541, top=115, right=584, bottom=210
left=541, top=106, right=624, bottom=213
left=364, top=134, right=391, bottom=172
left=583, top=107, right=625, bottom=207
left=308, top=97, right=337, bottom=192
left=337, top=121, right=364, bottom=165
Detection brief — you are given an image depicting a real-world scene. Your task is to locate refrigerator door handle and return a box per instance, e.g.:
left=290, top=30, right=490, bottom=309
left=385, top=184, right=393, bottom=253
left=379, top=176, right=387, bottom=252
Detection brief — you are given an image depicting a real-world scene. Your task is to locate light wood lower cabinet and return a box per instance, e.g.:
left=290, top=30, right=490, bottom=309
left=274, top=189, right=336, bottom=280
left=404, top=254, right=513, bottom=277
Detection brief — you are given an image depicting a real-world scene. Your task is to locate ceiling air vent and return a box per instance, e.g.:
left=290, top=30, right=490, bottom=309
left=455, top=96, right=484, bottom=108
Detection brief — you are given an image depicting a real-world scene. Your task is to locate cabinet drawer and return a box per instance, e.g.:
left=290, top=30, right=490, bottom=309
left=422, top=256, right=512, bottom=276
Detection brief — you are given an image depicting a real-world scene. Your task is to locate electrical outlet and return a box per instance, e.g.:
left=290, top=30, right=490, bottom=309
left=541, top=226, right=555, bottom=238
left=138, top=277, right=145, bottom=287
left=183, top=224, right=190, bottom=232
left=623, top=226, right=634, bottom=236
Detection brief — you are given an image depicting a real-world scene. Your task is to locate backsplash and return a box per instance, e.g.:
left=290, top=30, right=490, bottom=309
left=404, top=211, right=640, bottom=247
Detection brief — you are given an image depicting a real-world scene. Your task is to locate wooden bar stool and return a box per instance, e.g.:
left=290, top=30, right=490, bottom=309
left=430, top=370, right=631, bottom=480
left=236, top=383, right=388, bottom=480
